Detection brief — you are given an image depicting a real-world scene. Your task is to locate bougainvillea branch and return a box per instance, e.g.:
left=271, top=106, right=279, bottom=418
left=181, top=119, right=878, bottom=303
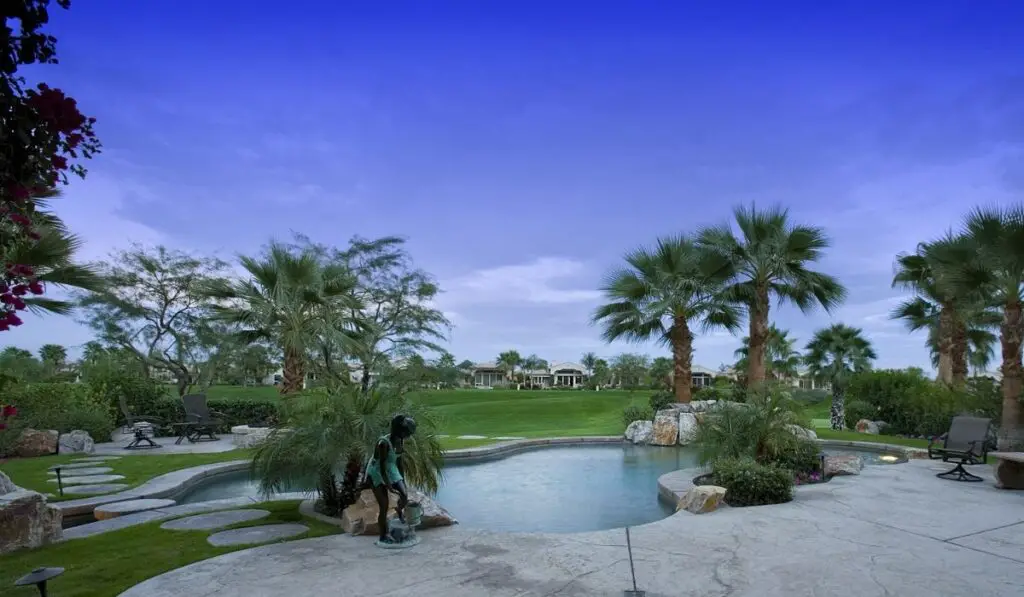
left=1, top=0, right=100, bottom=330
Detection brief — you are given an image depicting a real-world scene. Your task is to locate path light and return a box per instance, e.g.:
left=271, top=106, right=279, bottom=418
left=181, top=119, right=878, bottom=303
left=623, top=526, right=645, bottom=596
left=53, top=467, right=63, bottom=497
left=15, top=567, right=64, bottom=597
left=879, top=454, right=899, bottom=463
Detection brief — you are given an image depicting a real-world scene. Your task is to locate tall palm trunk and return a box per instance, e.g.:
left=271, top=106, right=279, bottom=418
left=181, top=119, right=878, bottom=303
left=999, top=300, right=1024, bottom=450
left=936, top=306, right=955, bottom=385
left=950, top=317, right=969, bottom=386
left=281, top=347, right=305, bottom=395
left=671, top=315, right=694, bottom=403
left=746, top=289, right=769, bottom=386
left=830, top=380, right=846, bottom=430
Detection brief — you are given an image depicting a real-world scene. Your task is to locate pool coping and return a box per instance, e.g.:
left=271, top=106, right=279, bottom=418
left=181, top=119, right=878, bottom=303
left=53, top=436, right=926, bottom=531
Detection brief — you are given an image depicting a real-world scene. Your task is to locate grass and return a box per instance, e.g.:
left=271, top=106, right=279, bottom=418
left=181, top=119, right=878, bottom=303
left=0, top=500, right=338, bottom=597
left=0, top=451, right=254, bottom=502
left=815, top=429, right=930, bottom=449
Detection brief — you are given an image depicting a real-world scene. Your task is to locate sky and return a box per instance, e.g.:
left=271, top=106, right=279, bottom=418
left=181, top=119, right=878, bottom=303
left=5, top=0, right=1024, bottom=371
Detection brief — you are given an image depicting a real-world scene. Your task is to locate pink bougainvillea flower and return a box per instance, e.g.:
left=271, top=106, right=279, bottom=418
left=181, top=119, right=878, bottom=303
left=28, top=281, right=44, bottom=294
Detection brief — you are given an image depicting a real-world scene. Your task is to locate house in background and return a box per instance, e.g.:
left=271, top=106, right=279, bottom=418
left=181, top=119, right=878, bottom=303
left=471, top=361, right=586, bottom=388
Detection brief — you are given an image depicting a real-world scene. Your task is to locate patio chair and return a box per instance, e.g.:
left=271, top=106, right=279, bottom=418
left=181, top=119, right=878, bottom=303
left=928, top=416, right=992, bottom=482
left=117, top=394, right=164, bottom=450
left=181, top=394, right=225, bottom=442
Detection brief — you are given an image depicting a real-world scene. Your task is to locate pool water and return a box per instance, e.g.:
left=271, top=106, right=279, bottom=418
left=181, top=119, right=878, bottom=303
left=180, top=445, right=699, bottom=533
left=177, top=444, right=905, bottom=533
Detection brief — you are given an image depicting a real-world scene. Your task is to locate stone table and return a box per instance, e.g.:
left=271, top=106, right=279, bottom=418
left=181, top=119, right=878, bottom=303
left=990, top=451, right=1024, bottom=489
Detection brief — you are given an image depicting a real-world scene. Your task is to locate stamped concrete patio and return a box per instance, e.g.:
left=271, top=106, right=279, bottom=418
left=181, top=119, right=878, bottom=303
left=120, top=458, right=1024, bottom=597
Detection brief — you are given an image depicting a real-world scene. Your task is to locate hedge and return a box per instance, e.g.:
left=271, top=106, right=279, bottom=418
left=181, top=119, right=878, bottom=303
left=148, top=395, right=281, bottom=434
left=1, top=383, right=117, bottom=455
left=713, top=457, right=794, bottom=507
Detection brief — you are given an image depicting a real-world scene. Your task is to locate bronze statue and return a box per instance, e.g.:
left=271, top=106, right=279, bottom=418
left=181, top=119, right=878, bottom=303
left=365, top=414, right=416, bottom=544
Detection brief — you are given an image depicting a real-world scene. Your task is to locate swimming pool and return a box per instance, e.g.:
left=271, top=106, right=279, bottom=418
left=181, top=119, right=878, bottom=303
left=176, top=444, right=906, bottom=533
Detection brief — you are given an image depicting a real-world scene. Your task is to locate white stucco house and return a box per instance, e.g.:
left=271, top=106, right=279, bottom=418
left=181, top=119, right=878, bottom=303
left=471, top=361, right=587, bottom=388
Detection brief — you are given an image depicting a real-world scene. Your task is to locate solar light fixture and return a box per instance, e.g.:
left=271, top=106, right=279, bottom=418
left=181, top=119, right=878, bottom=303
left=15, top=567, right=64, bottom=597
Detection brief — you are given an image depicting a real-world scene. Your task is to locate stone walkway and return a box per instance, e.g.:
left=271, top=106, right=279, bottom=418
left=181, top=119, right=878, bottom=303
left=120, top=459, right=1024, bottom=597
left=93, top=431, right=236, bottom=455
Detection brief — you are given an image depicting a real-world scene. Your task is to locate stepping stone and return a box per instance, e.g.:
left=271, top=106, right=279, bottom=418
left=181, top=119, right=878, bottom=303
left=161, top=509, right=271, bottom=531
left=48, top=466, right=112, bottom=476
left=48, top=474, right=125, bottom=485
left=95, top=498, right=177, bottom=520
left=72, top=456, right=121, bottom=463
left=456, top=435, right=487, bottom=440
left=207, top=524, right=309, bottom=547
left=62, top=483, right=129, bottom=495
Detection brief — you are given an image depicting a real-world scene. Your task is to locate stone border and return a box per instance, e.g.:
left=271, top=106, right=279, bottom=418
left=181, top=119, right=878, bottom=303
left=443, top=436, right=623, bottom=463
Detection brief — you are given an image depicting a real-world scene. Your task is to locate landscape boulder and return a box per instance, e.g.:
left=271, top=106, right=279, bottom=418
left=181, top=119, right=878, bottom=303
left=0, top=489, right=62, bottom=554
left=677, top=413, right=699, bottom=445
left=786, top=424, right=818, bottom=440
left=14, top=429, right=58, bottom=457
left=58, top=430, right=95, bottom=454
left=0, top=471, right=16, bottom=495
left=677, top=485, right=727, bottom=514
left=855, top=419, right=880, bottom=435
left=825, top=454, right=864, bottom=476
left=624, top=420, right=653, bottom=445
left=651, top=412, right=679, bottom=446
left=231, top=425, right=274, bottom=449
left=340, top=488, right=456, bottom=536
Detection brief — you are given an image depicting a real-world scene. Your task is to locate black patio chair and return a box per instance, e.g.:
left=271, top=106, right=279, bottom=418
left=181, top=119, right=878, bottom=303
left=181, top=394, right=225, bottom=442
left=928, top=415, right=991, bottom=482
left=117, top=394, right=164, bottom=450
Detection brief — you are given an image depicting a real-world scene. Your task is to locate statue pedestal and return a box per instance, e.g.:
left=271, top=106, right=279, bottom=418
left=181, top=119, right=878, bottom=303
left=374, top=520, right=420, bottom=549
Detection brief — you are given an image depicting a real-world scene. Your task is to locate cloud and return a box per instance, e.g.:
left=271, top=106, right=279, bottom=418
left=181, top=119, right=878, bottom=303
left=440, top=257, right=602, bottom=306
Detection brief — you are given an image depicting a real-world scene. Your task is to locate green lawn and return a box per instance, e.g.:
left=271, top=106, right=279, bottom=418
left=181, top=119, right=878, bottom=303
left=0, top=500, right=338, bottom=597
left=415, top=388, right=644, bottom=437
left=815, top=429, right=930, bottom=449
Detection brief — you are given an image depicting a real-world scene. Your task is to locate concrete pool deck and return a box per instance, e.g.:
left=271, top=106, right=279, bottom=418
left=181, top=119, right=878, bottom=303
left=120, top=458, right=1024, bottom=597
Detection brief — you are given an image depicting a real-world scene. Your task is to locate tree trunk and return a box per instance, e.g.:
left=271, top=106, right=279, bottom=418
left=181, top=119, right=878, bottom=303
left=360, top=363, right=372, bottom=394
left=671, top=315, right=694, bottom=403
left=999, top=300, right=1024, bottom=451
left=949, top=315, right=969, bottom=386
left=746, top=288, right=769, bottom=386
left=281, top=348, right=305, bottom=396
left=936, top=306, right=954, bottom=385
left=830, top=382, right=845, bottom=430
left=318, top=470, right=342, bottom=516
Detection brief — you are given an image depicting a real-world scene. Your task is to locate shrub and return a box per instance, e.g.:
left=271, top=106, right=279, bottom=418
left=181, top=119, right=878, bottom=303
left=693, top=385, right=737, bottom=402
left=693, top=384, right=806, bottom=466
left=622, top=405, right=653, bottom=428
left=844, top=400, right=877, bottom=429
left=765, top=438, right=821, bottom=475
left=648, top=391, right=675, bottom=413
left=713, top=457, right=794, bottom=507
left=2, top=382, right=117, bottom=446
left=210, top=396, right=281, bottom=428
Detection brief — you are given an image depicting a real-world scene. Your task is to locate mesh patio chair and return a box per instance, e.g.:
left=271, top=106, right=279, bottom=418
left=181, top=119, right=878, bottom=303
left=181, top=394, right=225, bottom=442
left=927, top=416, right=991, bottom=482
left=117, top=394, right=164, bottom=449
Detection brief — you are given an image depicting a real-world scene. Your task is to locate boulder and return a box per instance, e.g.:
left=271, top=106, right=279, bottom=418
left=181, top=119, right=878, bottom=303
left=825, top=454, right=864, bottom=476
left=0, top=489, right=62, bottom=554
left=689, top=400, right=717, bottom=413
left=993, top=456, right=1024, bottom=490
left=677, top=413, right=699, bottom=445
left=231, top=425, right=273, bottom=448
left=677, top=485, right=727, bottom=514
left=624, top=420, right=653, bottom=445
left=650, top=412, right=679, bottom=446
left=58, top=430, right=95, bottom=454
left=0, top=471, right=16, bottom=495
left=786, top=424, right=818, bottom=440
left=340, top=488, right=456, bottom=536
left=13, top=429, right=58, bottom=457
left=855, top=419, right=880, bottom=434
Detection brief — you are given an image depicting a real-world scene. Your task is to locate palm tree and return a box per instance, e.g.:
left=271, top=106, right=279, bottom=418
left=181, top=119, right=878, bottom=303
left=4, top=195, right=103, bottom=319
left=252, top=383, right=444, bottom=516
left=593, top=235, right=741, bottom=403
left=803, top=324, right=877, bottom=430
left=580, top=352, right=598, bottom=380
left=520, top=354, right=547, bottom=388
left=457, top=359, right=476, bottom=386
left=207, top=243, right=362, bottom=396
left=496, top=350, right=521, bottom=389
left=934, top=206, right=1024, bottom=450
left=734, top=325, right=802, bottom=382
left=698, top=204, right=846, bottom=387
left=892, top=233, right=998, bottom=385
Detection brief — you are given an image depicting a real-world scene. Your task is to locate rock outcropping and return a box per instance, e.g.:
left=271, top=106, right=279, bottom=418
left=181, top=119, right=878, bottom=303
left=0, top=486, right=62, bottom=554
left=58, top=430, right=95, bottom=454
left=0, top=471, right=15, bottom=495
left=825, top=454, right=864, bottom=476
left=231, top=425, right=273, bottom=448
left=651, top=412, right=679, bottom=446
left=624, top=420, right=653, bottom=444
left=14, top=428, right=58, bottom=457
left=339, top=488, right=456, bottom=536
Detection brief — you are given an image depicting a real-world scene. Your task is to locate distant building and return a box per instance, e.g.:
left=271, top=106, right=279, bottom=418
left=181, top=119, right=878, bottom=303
left=471, top=361, right=586, bottom=388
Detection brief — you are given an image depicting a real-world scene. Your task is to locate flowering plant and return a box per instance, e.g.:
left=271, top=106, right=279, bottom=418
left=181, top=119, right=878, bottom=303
left=0, top=404, right=17, bottom=431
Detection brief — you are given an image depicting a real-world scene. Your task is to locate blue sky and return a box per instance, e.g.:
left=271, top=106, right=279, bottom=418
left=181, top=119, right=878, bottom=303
left=6, top=1, right=1024, bottom=370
